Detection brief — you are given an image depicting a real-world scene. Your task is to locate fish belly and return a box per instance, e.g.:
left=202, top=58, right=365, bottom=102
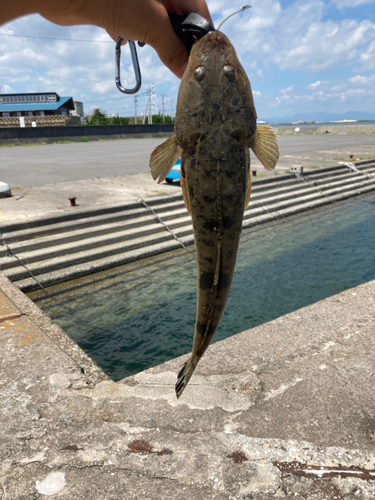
left=185, top=136, right=248, bottom=355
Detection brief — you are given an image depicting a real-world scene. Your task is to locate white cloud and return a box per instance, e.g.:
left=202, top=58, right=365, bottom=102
left=308, top=81, right=321, bottom=89
left=331, top=0, right=375, bottom=8
left=1, top=1, right=374, bottom=119
left=280, top=86, right=294, bottom=95
left=2, top=83, right=14, bottom=93
left=255, top=73, right=375, bottom=117
left=92, top=80, right=116, bottom=94
left=220, top=0, right=375, bottom=74
left=358, top=40, right=375, bottom=71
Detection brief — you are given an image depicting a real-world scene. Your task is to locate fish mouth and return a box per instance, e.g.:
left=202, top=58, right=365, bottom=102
left=194, top=31, right=229, bottom=72
left=206, top=31, right=227, bottom=47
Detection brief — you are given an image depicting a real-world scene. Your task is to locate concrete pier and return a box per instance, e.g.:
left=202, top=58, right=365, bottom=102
left=1, top=271, right=375, bottom=499
left=1, top=134, right=375, bottom=498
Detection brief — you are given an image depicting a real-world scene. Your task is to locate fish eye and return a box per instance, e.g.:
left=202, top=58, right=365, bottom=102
left=194, top=66, right=205, bottom=82
left=223, top=64, right=235, bottom=80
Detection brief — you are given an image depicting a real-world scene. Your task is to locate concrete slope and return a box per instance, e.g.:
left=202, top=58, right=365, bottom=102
left=1, top=269, right=375, bottom=500
left=1, top=161, right=374, bottom=292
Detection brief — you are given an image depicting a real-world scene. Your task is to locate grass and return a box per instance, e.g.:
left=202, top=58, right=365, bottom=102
left=309, top=165, right=321, bottom=169
left=147, top=190, right=167, bottom=197
left=0, top=141, right=48, bottom=147
left=333, top=156, right=357, bottom=162
left=0, top=135, right=167, bottom=148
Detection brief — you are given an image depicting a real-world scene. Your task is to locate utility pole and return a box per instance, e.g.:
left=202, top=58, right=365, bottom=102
left=145, top=86, right=152, bottom=124
left=151, top=85, right=157, bottom=115
left=143, top=99, right=148, bottom=124
left=170, top=100, right=174, bottom=122
left=134, top=96, right=137, bottom=125
left=161, top=94, right=166, bottom=123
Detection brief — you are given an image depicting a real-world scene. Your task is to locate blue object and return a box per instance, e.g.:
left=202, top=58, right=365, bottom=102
left=0, top=96, right=74, bottom=113
left=165, top=159, right=181, bottom=182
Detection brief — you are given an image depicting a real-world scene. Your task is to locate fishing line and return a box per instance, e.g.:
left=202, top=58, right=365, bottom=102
left=217, top=5, right=252, bottom=30
left=0, top=234, right=49, bottom=295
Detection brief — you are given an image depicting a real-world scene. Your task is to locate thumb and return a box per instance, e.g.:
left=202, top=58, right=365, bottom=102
left=147, top=19, right=189, bottom=78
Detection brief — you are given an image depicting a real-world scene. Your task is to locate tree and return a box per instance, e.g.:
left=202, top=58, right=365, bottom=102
left=86, top=108, right=109, bottom=125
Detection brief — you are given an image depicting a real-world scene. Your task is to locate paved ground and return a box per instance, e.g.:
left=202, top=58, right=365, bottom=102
left=2, top=133, right=375, bottom=188
left=1, top=133, right=375, bottom=223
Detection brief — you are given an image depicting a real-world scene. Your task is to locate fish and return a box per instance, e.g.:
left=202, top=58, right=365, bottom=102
left=149, top=30, right=279, bottom=398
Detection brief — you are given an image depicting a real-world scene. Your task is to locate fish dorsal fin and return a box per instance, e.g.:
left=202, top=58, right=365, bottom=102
left=150, top=135, right=182, bottom=184
left=250, top=125, right=279, bottom=171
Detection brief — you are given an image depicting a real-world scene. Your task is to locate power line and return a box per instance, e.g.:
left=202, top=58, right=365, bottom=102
left=82, top=92, right=147, bottom=104
left=0, top=33, right=113, bottom=43
left=83, top=96, right=133, bottom=104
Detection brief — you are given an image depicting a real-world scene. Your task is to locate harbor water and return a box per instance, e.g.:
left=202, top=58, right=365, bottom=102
left=31, top=192, right=375, bottom=381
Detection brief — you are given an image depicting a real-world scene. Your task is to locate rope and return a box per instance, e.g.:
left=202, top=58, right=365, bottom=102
left=294, top=171, right=336, bottom=204
left=0, top=234, right=49, bottom=295
left=251, top=199, right=285, bottom=221
left=339, top=161, right=375, bottom=180
left=138, top=198, right=194, bottom=254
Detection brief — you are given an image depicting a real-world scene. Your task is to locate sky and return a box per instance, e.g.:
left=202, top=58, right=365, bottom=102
left=0, top=0, right=374, bottom=122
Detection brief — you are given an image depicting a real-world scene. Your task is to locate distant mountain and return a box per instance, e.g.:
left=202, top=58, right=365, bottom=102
left=261, top=111, right=375, bottom=125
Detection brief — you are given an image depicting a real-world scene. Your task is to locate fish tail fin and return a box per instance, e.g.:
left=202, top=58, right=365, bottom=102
left=175, top=356, right=197, bottom=399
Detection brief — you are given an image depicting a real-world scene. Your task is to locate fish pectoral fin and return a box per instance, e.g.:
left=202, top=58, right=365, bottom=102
left=149, top=135, right=182, bottom=184
left=250, top=125, right=279, bottom=171
left=180, top=155, right=191, bottom=215
left=244, top=148, right=251, bottom=213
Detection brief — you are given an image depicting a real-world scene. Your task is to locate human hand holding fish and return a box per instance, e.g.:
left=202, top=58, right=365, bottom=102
left=1, top=0, right=212, bottom=79
left=150, top=27, right=279, bottom=398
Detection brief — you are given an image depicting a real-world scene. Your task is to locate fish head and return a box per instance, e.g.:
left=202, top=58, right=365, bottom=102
left=189, top=31, right=242, bottom=84
left=175, top=30, right=257, bottom=148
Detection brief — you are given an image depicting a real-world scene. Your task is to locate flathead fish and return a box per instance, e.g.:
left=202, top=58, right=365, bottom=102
left=150, top=30, right=279, bottom=398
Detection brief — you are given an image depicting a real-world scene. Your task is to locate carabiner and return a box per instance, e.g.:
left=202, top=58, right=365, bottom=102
left=114, top=14, right=214, bottom=95
left=115, top=37, right=142, bottom=94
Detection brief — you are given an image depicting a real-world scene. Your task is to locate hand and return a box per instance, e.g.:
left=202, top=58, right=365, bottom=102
left=38, top=0, right=213, bottom=78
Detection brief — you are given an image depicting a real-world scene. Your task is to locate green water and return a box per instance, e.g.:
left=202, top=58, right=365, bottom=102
left=33, top=193, right=375, bottom=381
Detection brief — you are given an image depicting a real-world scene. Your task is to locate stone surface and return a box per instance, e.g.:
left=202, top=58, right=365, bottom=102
left=0, top=289, right=21, bottom=321
left=1, top=271, right=375, bottom=499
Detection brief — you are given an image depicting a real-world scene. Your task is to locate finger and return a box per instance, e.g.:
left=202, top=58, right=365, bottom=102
left=161, top=0, right=213, bottom=25
left=147, top=9, right=189, bottom=78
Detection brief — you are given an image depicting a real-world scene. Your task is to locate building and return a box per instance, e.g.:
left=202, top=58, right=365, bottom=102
left=0, top=92, right=75, bottom=118
left=71, top=101, right=84, bottom=117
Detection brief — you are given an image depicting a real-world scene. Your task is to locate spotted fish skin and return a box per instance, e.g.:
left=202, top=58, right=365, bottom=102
left=150, top=31, right=279, bottom=398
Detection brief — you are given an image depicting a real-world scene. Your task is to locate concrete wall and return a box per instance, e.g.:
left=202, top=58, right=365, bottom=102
left=0, top=123, right=374, bottom=146
left=273, top=124, right=375, bottom=135
left=0, top=123, right=174, bottom=144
